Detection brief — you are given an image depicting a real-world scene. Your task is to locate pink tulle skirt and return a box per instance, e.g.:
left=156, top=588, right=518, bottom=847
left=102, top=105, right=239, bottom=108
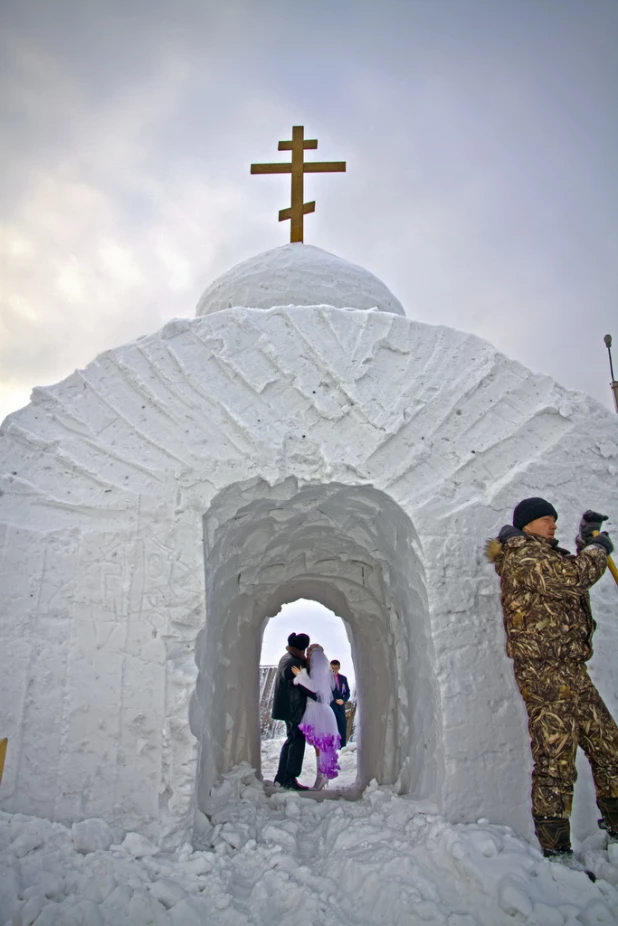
left=299, top=701, right=341, bottom=779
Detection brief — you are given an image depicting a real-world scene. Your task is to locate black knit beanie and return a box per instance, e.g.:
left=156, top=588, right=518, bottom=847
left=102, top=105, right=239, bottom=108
left=288, top=632, right=310, bottom=650
left=513, top=497, right=558, bottom=530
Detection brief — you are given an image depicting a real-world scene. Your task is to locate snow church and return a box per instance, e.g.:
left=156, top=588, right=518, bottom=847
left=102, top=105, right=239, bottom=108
left=1, top=237, right=618, bottom=850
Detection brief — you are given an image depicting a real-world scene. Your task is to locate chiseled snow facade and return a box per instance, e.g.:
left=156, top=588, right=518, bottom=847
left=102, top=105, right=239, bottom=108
left=1, top=244, right=617, bottom=847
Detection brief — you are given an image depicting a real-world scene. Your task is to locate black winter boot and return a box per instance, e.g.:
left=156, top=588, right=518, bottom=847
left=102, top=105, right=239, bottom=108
left=534, top=815, right=597, bottom=881
left=533, top=815, right=571, bottom=857
left=597, top=797, right=618, bottom=840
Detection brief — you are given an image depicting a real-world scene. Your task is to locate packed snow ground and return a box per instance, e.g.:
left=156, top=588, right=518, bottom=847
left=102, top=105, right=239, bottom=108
left=3, top=759, right=618, bottom=926
left=261, top=736, right=358, bottom=791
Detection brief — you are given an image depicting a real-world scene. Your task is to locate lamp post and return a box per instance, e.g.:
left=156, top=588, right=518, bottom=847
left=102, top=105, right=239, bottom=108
left=604, top=335, right=618, bottom=414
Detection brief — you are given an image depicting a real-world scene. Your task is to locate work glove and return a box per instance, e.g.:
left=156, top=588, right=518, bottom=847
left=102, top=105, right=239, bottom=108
left=498, top=525, right=524, bottom=543
left=579, top=509, right=609, bottom=541
left=576, top=510, right=609, bottom=551
left=585, top=532, right=614, bottom=556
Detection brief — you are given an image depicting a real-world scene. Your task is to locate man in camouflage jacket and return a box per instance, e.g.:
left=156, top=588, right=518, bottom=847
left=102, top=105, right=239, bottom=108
left=487, top=496, right=618, bottom=858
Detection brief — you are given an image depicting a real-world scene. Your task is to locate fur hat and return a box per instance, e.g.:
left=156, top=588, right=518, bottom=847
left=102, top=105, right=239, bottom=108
left=513, top=497, right=558, bottom=530
left=288, top=632, right=310, bottom=651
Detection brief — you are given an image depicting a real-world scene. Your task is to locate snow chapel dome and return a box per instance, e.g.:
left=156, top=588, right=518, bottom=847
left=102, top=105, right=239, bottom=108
left=195, top=243, right=405, bottom=316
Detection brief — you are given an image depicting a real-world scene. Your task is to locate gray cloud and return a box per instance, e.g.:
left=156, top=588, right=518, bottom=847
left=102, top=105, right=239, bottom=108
left=1, top=0, right=617, bottom=422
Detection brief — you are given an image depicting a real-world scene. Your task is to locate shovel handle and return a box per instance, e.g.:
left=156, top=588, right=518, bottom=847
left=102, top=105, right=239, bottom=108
left=592, top=530, right=618, bottom=585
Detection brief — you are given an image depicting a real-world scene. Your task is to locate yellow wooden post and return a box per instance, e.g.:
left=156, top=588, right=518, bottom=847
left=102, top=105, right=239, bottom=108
left=251, top=126, right=346, bottom=242
left=0, top=739, right=7, bottom=785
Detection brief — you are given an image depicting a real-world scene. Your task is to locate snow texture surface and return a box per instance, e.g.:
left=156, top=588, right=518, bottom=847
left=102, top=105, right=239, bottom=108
left=1, top=250, right=618, bottom=859
left=2, top=766, right=618, bottom=926
left=195, top=244, right=406, bottom=316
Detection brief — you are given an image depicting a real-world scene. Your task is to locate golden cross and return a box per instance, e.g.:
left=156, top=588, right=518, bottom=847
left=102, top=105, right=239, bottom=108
left=251, top=126, right=346, bottom=243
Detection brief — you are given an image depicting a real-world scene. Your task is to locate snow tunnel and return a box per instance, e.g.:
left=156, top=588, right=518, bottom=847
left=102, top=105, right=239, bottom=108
left=190, top=478, right=442, bottom=816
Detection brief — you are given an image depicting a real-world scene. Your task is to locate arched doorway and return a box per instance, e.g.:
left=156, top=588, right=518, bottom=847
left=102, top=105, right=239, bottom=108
left=260, top=598, right=357, bottom=789
left=191, top=478, right=441, bottom=819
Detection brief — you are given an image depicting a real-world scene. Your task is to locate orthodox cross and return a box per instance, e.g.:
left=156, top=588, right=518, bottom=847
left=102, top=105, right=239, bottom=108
left=251, top=126, right=346, bottom=243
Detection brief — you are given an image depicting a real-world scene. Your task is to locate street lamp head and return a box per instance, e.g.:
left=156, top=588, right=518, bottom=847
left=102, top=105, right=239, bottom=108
left=604, top=334, right=612, bottom=348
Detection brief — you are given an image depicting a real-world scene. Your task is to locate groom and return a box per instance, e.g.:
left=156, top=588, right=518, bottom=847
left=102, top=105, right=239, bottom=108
left=272, top=632, right=317, bottom=790
left=330, top=659, right=351, bottom=747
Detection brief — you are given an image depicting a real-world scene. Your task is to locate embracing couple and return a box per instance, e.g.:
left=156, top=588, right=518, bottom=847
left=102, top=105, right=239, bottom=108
left=272, top=632, right=347, bottom=791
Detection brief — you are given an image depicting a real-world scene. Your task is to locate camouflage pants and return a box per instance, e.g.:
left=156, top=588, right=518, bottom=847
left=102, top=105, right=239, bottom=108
left=513, top=660, right=618, bottom=818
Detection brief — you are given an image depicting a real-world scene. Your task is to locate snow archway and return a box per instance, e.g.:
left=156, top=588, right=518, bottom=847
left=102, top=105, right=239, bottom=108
left=191, top=480, right=439, bottom=814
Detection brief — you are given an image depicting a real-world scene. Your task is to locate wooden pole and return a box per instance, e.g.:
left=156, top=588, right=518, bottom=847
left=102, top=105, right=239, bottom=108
left=291, top=124, right=304, bottom=243
left=0, top=739, right=7, bottom=786
left=604, top=335, right=618, bottom=414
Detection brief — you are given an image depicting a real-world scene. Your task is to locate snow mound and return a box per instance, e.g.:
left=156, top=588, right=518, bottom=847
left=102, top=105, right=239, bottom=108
left=195, top=243, right=405, bottom=316
left=2, top=770, right=617, bottom=926
left=71, top=819, right=114, bottom=854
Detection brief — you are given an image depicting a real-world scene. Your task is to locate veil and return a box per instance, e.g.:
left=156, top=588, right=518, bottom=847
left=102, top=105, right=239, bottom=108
left=301, top=645, right=341, bottom=782
left=308, top=647, right=335, bottom=704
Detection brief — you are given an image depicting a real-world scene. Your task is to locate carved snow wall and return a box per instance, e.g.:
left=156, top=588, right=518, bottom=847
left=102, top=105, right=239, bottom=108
left=1, top=305, right=617, bottom=847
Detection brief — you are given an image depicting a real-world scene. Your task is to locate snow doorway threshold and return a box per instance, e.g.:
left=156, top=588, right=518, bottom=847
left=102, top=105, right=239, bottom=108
left=191, top=478, right=441, bottom=819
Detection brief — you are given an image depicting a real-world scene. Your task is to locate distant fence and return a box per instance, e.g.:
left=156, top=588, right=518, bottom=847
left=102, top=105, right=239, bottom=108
left=260, top=666, right=285, bottom=739
left=260, top=666, right=357, bottom=741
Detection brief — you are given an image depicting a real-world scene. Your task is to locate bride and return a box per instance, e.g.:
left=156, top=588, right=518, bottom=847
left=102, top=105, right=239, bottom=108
left=291, top=644, right=341, bottom=790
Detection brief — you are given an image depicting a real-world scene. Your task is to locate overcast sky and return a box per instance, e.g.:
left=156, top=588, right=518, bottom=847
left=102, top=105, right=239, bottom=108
left=261, top=600, right=355, bottom=687
left=2, top=0, right=617, bottom=427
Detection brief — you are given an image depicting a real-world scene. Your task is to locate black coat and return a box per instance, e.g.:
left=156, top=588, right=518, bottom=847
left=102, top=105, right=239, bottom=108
left=271, top=651, right=316, bottom=724
left=330, top=672, right=351, bottom=747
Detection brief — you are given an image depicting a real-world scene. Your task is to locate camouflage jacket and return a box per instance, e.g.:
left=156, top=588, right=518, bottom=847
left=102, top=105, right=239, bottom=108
left=486, top=533, right=607, bottom=663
